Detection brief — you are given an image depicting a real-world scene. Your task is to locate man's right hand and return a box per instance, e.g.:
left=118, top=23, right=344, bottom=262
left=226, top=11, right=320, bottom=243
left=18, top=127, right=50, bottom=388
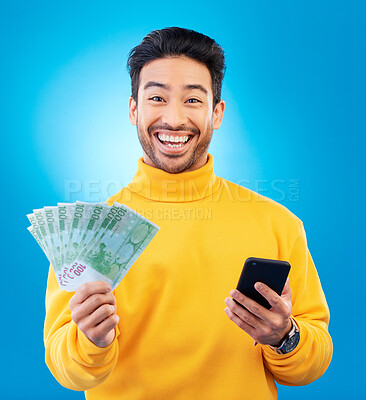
left=69, top=281, right=119, bottom=348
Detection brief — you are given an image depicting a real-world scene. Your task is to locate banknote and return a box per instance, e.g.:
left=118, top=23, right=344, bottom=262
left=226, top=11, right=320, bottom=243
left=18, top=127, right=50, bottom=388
left=57, top=203, right=76, bottom=286
left=72, top=202, right=111, bottom=259
left=64, top=201, right=109, bottom=267
left=27, top=202, right=160, bottom=292
left=59, top=203, right=130, bottom=289
left=27, top=211, right=56, bottom=268
left=59, top=202, right=111, bottom=290
left=74, top=203, right=159, bottom=291
left=43, top=206, right=62, bottom=272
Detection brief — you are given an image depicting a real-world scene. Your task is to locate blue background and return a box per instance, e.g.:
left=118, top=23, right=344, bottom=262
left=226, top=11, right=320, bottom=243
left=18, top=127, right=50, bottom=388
left=1, top=1, right=365, bottom=398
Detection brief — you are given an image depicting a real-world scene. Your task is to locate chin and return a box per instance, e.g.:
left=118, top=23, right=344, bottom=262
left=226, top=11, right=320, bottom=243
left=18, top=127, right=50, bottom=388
left=157, top=156, right=195, bottom=174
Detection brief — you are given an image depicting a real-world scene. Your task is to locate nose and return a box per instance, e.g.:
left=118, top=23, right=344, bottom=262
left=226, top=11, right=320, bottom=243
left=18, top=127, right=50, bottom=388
left=161, top=100, right=188, bottom=128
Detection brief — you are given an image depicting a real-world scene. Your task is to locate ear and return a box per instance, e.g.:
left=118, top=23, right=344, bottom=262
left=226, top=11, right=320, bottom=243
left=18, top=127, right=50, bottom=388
left=213, top=100, right=225, bottom=130
left=129, top=96, right=137, bottom=125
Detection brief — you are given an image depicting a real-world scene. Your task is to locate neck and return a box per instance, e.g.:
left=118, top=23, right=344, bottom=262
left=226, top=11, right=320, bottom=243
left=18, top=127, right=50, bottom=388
left=128, top=154, right=220, bottom=202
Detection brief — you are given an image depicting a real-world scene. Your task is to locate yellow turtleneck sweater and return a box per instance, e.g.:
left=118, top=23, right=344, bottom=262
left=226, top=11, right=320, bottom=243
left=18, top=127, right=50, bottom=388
left=44, top=154, right=332, bottom=400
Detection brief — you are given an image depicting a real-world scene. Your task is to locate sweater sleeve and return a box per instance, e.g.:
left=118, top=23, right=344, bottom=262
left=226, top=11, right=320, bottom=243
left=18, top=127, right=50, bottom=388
left=44, top=266, right=120, bottom=391
left=261, top=223, right=333, bottom=385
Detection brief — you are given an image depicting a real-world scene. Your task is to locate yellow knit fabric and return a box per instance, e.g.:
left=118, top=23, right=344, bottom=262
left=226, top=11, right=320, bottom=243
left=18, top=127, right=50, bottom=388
left=44, top=154, right=332, bottom=399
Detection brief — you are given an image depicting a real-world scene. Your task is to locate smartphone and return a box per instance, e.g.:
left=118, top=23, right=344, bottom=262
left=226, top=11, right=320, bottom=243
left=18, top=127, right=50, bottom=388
left=235, top=257, right=291, bottom=309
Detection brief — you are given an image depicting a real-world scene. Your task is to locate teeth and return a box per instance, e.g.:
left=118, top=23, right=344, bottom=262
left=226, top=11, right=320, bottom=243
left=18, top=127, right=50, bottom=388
left=165, top=143, right=185, bottom=148
left=157, top=133, right=189, bottom=143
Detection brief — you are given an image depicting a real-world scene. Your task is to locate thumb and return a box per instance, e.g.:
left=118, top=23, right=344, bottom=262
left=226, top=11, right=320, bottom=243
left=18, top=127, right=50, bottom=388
left=281, top=278, right=292, bottom=302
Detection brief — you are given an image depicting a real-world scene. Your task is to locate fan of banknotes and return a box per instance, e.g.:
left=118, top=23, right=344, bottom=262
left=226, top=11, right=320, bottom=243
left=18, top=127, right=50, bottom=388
left=27, top=202, right=160, bottom=292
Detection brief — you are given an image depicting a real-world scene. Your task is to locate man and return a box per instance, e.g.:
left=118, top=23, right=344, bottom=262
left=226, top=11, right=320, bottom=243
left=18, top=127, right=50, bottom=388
left=44, top=27, right=332, bottom=399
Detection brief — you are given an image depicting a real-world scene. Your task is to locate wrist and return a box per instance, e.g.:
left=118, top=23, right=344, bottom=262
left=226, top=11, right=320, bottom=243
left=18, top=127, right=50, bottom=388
left=270, top=318, right=293, bottom=347
left=269, top=317, right=300, bottom=354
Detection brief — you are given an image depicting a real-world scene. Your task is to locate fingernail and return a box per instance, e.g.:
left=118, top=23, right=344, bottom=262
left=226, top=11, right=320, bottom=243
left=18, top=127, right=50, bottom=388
left=255, top=282, right=263, bottom=290
left=231, top=290, right=237, bottom=299
left=106, top=284, right=112, bottom=291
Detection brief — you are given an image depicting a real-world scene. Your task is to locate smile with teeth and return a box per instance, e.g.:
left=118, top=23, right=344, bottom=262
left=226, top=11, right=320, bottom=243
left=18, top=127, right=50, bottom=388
left=157, top=133, right=192, bottom=148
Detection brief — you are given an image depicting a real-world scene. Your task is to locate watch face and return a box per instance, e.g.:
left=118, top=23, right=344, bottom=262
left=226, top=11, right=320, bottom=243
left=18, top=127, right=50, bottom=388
left=284, top=331, right=300, bottom=353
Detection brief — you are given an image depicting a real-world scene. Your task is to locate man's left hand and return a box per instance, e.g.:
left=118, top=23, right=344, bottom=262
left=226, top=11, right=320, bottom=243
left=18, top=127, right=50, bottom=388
left=224, top=278, right=293, bottom=346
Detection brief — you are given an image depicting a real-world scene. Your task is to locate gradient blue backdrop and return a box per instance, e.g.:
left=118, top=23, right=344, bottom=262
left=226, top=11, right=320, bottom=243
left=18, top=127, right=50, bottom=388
left=2, top=1, right=365, bottom=399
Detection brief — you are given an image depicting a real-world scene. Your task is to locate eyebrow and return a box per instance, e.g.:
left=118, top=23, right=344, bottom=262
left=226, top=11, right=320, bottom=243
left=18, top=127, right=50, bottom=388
left=143, top=81, right=208, bottom=96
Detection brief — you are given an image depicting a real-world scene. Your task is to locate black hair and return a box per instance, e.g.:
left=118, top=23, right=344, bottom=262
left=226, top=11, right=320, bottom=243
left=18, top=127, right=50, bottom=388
left=126, top=27, right=226, bottom=109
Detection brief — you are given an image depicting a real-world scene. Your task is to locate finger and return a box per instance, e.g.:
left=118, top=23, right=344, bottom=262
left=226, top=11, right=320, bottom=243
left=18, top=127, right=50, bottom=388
left=224, top=307, right=256, bottom=338
left=92, top=304, right=116, bottom=326
left=280, top=278, right=293, bottom=301
left=89, top=314, right=119, bottom=343
left=71, top=293, right=116, bottom=323
left=82, top=292, right=116, bottom=314
left=70, top=281, right=112, bottom=308
left=230, top=289, right=271, bottom=321
left=282, top=278, right=290, bottom=294
left=254, top=282, right=288, bottom=313
left=80, top=304, right=116, bottom=330
left=225, top=297, right=258, bottom=329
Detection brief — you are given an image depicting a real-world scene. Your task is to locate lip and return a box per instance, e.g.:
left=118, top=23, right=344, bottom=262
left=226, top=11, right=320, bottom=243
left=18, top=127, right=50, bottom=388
left=152, top=130, right=196, bottom=154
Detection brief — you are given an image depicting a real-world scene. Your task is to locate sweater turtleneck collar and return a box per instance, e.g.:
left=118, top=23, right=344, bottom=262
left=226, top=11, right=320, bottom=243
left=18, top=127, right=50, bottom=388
left=127, top=154, right=221, bottom=203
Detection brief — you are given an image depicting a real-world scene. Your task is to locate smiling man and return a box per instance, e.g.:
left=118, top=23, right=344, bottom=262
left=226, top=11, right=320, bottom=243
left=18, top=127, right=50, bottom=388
left=130, top=56, right=224, bottom=174
left=44, top=27, right=332, bottom=399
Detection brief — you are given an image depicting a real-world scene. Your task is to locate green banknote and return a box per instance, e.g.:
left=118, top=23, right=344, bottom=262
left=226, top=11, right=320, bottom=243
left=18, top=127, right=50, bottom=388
left=64, top=201, right=109, bottom=267
left=64, top=202, right=87, bottom=267
left=68, top=203, right=160, bottom=290
left=59, top=202, right=121, bottom=290
left=28, top=202, right=160, bottom=292
left=57, top=203, right=75, bottom=286
left=43, top=206, right=62, bottom=272
left=72, top=202, right=111, bottom=258
left=59, top=201, right=110, bottom=290
left=27, top=211, right=56, bottom=269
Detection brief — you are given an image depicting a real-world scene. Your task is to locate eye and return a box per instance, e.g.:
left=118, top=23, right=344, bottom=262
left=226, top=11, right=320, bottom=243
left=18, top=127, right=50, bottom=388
left=149, top=96, right=164, bottom=102
left=187, top=98, right=201, bottom=104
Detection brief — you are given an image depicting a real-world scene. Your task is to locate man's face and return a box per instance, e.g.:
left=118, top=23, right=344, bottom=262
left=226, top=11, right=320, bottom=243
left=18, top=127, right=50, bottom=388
left=129, top=57, right=225, bottom=173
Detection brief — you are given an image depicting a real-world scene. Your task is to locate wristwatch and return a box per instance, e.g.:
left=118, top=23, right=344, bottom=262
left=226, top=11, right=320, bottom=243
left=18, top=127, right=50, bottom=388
left=271, top=318, right=300, bottom=354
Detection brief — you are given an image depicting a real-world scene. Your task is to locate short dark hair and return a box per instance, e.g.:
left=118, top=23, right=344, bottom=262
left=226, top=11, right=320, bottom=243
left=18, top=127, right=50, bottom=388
left=126, top=27, right=226, bottom=109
